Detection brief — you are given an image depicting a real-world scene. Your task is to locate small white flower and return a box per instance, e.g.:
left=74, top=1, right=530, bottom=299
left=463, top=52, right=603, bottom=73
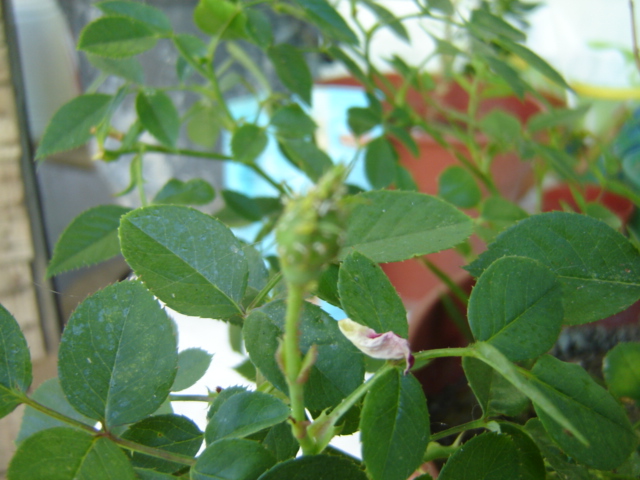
left=338, top=318, right=414, bottom=374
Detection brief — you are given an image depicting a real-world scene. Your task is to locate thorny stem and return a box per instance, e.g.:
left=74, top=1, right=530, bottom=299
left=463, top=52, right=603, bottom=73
left=282, top=284, right=316, bottom=454
left=20, top=395, right=197, bottom=467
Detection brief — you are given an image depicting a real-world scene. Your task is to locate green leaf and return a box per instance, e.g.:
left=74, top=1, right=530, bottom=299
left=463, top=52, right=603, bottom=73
left=186, top=101, right=221, bottom=148
left=194, top=0, right=247, bottom=39
left=46, top=205, right=131, bottom=277
left=603, top=342, right=640, bottom=401
left=498, top=423, right=546, bottom=480
left=36, top=94, right=112, bottom=158
left=268, top=44, right=312, bottom=104
left=347, top=107, right=381, bottom=137
left=120, top=206, right=248, bottom=320
left=279, top=138, right=333, bottom=181
left=499, top=38, right=570, bottom=90
left=121, top=414, right=202, bottom=472
left=438, top=166, right=482, bottom=209
left=438, top=432, right=520, bottom=480
left=472, top=342, right=585, bottom=444
left=222, top=190, right=263, bottom=222
left=365, top=136, right=398, bottom=189
left=0, top=304, right=31, bottom=419
left=467, top=212, right=640, bottom=325
left=360, top=0, right=409, bottom=42
left=232, top=124, right=268, bottom=164
left=263, top=421, right=300, bottom=461
left=173, top=33, right=207, bottom=72
left=317, top=263, right=341, bottom=307
left=468, top=256, right=563, bottom=361
left=479, top=196, right=528, bottom=240
left=338, top=251, right=407, bottom=338
left=258, top=455, right=367, bottom=480
left=387, top=126, right=419, bottom=157
left=470, top=9, right=526, bottom=42
left=342, top=190, right=474, bottom=263
left=87, top=54, right=144, bottom=83
left=246, top=9, right=273, bottom=48
left=326, top=47, right=370, bottom=87
left=271, top=104, right=316, bottom=138
left=479, top=110, right=522, bottom=145
left=136, top=90, right=180, bottom=148
left=291, top=0, right=358, bottom=45
left=394, top=165, right=419, bottom=191
left=530, top=355, right=637, bottom=470
left=172, top=348, right=212, bottom=392
left=134, top=468, right=177, bottom=480
left=426, top=0, right=454, bottom=15
left=58, top=281, right=177, bottom=427
left=524, top=419, right=597, bottom=480
left=244, top=300, right=364, bottom=410
left=482, top=55, right=528, bottom=98
left=8, top=427, right=136, bottom=480
left=153, top=178, right=215, bottom=206
left=78, top=16, right=158, bottom=58
left=17, top=378, right=94, bottom=444
left=360, top=368, right=430, bottom=480
left=527, top=105, right=590, bottom=132
left=205, top=391, right=289, bottom=443
left=97, top=1, right=171, bottom=33
left=463, top=357, right=529, bottom=417
left=192, top=438, right=275, bottom=480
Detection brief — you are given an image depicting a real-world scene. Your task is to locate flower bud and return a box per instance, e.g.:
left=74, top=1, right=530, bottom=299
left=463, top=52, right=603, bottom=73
left=276, top=166, right=348, bottom=289
left=338, top=318, right=414, bottom=374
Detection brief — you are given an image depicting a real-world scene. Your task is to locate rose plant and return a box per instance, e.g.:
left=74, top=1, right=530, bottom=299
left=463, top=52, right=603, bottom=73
left=2, top=1, right=640, bottom=479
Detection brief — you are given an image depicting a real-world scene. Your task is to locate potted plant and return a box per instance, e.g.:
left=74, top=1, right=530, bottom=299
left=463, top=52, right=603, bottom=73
left=2, top=1, right=640, bottom=479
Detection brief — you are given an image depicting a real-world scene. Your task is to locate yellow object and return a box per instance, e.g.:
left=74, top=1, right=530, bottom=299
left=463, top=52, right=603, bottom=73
left=572, top=82, right=640, bottom=100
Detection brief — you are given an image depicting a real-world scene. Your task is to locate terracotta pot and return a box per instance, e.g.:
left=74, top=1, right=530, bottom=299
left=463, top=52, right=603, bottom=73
left=541, top=184, right=634, bottom=225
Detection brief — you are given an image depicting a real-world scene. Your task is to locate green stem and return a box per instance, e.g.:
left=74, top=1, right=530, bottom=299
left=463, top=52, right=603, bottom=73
left=413, top=346, right=474, bottom=363
left=430, top=418, right=488, bottom=442
left=169, top=394, right=215, bottom=402
left=134, top=153, right=147, bottom=207
left=282, top=284, right=316, bottom=454
left=247, top=272, right=283, bottom=311
left=106, top=145, right=231, bottom=161
left=323, top=363, right=395, bottom=426
left=20, top=396, right=197, bottom=467
left=107, top=433, right=196, bottom=467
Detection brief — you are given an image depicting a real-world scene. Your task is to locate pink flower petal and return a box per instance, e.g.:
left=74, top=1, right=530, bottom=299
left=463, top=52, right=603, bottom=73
left=338, top=318, right=414, bottom=374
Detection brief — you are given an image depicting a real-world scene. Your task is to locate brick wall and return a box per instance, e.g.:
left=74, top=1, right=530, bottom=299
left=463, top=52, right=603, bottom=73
left=0, top=9, right=48, bottom=478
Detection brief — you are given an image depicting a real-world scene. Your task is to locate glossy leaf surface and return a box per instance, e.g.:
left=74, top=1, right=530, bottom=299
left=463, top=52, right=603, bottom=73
left=8, top=427, right=135, bottom=480
left=438, top=432, right=520, bottom=480
left=36, top=94, right=112, bottom=158
left=205, top=391, right=289, bottom=443
left=97, top=0, right=172, bottom=33
left=258, top=455, right=367, bottom=480
left=136, top=91, right=180, bottom=148
left=468, top=256, right=563, bottom=361
left=531, top=355, right=636, bottom=470
left=58, top=281, right=177, bottom=427
left=46, top=205, right=130, bottom=277
left=268, top=45, right=312, bottom=104
left=120, top=206, right=247, bottom=320
left=342, top=191, right=473, bottom=263
left=121, top=414, right=202, bottom=473
left=78, top=17, right=157, bottom=58
left=360, top=368, right=429, bottom=480
left=467, top=212, right=640, bottom=325
left=603, top=342, right=640, bottom=401
left=244, top=300, right=364, bottom=410
left=0, top=304, right=31, bottom=419
left=463, top=357, right=529, bottom=417
left=192, top=438, right=275, bottom=480
left=153, top=179, right=215, bottom=206
left=338, top=251, right=408, bottom=338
